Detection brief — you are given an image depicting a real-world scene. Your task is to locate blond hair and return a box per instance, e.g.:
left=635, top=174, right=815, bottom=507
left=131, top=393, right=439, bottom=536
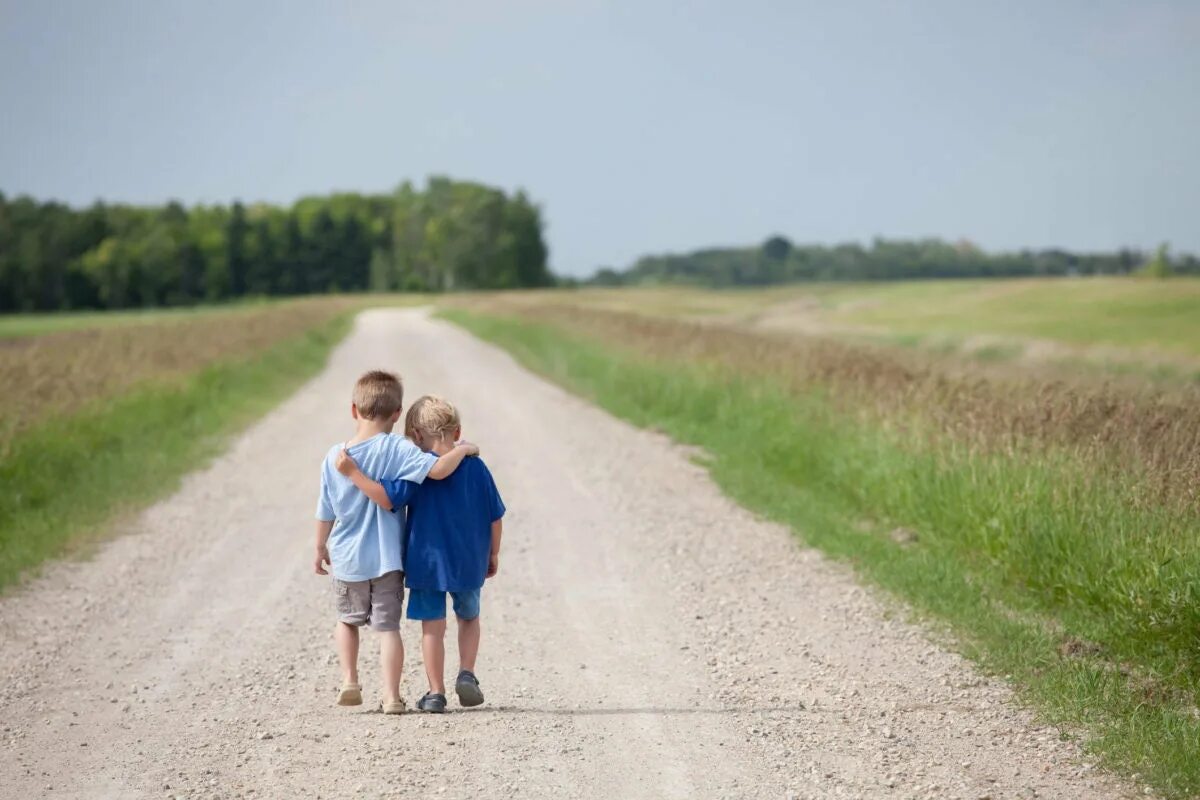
left=404, top=395, right=461, bottom=442
left=353, top=370, right=404, bottom=420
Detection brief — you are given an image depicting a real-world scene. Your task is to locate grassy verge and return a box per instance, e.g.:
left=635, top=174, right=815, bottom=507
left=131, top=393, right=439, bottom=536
left=442, top=308, right=1200, bottom=798
left=0, top=311, right=354, bottom=590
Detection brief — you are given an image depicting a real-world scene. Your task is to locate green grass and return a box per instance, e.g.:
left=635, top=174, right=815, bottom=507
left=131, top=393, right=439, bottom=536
left=443, top=308, right=1200, bottom=798
left=0, top=311, right=354, bottom=589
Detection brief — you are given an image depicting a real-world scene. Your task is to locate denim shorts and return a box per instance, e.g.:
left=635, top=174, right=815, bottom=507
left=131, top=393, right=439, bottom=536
left=406, top=588, right=481, bottom=621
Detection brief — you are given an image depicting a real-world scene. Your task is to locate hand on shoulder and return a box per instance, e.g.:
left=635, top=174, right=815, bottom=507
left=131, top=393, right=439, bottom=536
left=335, top=447, right=360, bottom=476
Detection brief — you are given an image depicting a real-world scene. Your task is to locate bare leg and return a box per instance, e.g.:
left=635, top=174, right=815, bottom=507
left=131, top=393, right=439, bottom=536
left=422, top=619, right=447, bottom=694
left=457, top=615, right=481, bottom=674
left=336, top=622, right=360, bottom=684
left=379, top=631, right=404, bottom=704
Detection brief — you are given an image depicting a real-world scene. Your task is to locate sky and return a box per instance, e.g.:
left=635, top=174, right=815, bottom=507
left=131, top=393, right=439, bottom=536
left=1, top=0, right=1197, bottom=276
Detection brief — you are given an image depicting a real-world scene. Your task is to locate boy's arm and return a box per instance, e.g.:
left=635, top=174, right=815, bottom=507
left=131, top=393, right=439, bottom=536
left=334, top=450, right=398, bottom=510
left=486, top=519, right=503, bottom=578
left=427, top=440, right=479, bottom=480
left=335, top=449, right=420, bottom=510
left=314, top=519, right=334, bottom=575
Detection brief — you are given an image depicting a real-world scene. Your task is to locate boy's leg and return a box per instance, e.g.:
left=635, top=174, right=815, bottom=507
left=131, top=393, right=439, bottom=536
left=457, top=616, right=480, bottom=673
left=421, top=619, right=448, bottom=695
left=379, top=631, right=404, bottom=705
left=336, top=622, right=360, bottom=685
left=453, top=590, right=483, bottom=673
left=370, top=571, right=406, bottom=708
left=451, top=591, right=485, bottom=708
left=407, top=588, right=449, bottom=706
left=333, top=578, right=370, bottom=704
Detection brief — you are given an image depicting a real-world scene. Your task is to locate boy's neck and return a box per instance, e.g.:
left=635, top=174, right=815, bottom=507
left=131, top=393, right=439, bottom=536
left=348, top=418, right=393, bottom=445
left=427, top=438, right=455, bottom=457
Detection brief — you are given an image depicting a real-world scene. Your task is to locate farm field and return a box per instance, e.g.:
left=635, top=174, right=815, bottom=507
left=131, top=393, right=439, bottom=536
left=0, top=296, right=376, bottom=588
left=509, top=278, right=1200, bottom=377
left=0, top=301, right=286, bottom=339
left=442, top=277, right=1200, bottom=797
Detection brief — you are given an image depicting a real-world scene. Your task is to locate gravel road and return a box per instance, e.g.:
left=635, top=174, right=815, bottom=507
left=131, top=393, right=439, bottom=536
left=0, top=309, right=1137, bottom=799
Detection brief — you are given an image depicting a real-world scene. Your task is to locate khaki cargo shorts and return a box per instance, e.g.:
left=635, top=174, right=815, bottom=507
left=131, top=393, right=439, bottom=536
left=332, top=570, right=404, bottom=632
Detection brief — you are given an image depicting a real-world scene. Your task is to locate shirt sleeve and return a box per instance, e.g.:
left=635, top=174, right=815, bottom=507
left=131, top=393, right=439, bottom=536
left=315, top=466, right=335, bottom=521
left=381, top=479, right=419, bottom=512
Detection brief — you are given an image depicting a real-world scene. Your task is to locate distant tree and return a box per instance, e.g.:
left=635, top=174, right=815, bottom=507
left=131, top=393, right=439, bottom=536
left=1140, top=243, right=1174, bottom=279
left=762, top=235, right=792, bottom=261
left=247, top=217, right=278, bottom=296
left=590, top=267, right=625, bottom=286
left=279, top=212, right=307, bottom=295
left=226, top=202, right=249, bottom=297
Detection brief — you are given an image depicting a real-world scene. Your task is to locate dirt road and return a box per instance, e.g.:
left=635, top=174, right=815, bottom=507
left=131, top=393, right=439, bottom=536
left=0, top=309, right=1134, bottom=799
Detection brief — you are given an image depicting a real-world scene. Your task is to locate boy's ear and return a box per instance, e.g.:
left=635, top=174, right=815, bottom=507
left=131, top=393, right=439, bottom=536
left=453, top=426, right=463, bottom=441
left=390, top=409, right=403, bottom=424
left=351, top=402, right=360, bottom=420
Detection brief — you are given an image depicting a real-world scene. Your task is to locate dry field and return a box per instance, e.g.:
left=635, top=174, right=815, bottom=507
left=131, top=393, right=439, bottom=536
left=0, top=297, right=368, bottom=450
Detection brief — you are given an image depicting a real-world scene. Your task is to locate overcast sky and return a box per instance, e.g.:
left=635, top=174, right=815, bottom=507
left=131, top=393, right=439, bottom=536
left=1, top=0, right=1197, bottom=275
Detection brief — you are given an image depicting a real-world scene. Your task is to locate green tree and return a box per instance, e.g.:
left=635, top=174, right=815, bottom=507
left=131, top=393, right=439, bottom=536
left=1140, top=243, right=1173, bottom=279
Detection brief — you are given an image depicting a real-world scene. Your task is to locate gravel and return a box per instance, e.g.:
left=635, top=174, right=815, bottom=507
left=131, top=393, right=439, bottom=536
left=0, top=309, right=1141, bottom=799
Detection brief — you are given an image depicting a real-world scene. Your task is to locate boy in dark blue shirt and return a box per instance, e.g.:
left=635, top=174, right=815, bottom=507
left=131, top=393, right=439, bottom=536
left=336, top=395, right=505, bottom=713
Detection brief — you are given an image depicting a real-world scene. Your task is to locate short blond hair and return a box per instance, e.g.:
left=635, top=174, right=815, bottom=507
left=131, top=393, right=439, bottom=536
left=353, top=370, right=404, bottom=420
left=404, top=395, right=461, bottom=441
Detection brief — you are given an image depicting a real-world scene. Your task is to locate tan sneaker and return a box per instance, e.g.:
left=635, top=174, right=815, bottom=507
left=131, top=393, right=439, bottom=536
left=380, top=698, right=407, bottom=715
left=337, top=683, right=363, bottom=706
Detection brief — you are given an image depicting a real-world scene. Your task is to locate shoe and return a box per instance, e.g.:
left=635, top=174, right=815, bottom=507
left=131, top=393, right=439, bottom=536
left=455, top=670, right=484, bottom=707
left=337, top=682, right=363, bottom=706
left=380, top=698, right=407, bottom=715
left=416, top=692, right=447, bottom=713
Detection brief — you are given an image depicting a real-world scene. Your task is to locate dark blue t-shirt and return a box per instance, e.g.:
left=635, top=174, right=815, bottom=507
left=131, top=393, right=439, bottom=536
left=382, top=456, right=505, bottom=592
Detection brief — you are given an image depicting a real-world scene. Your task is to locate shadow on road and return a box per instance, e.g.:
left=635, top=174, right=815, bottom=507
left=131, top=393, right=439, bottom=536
left=454, top=705, right=810, bottom=716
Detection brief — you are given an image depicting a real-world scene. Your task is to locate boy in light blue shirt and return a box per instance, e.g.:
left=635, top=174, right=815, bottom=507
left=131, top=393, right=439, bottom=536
left=336, top=394, right=504, bottom=713
left=315, top=371, right=477, bottom=714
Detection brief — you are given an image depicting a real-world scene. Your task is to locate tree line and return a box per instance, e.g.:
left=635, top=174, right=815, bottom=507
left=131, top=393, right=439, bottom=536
left=588, top=236, right=1200, bottom=287
left=0, top=177, right=553, bottom=312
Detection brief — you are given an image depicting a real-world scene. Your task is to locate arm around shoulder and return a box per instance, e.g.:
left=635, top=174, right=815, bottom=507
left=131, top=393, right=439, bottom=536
left=428, top=441, right=479, bottom=480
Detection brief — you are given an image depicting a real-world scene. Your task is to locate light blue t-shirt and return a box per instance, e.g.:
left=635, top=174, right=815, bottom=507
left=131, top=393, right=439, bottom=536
left=316, top=433, right=437, bottom=582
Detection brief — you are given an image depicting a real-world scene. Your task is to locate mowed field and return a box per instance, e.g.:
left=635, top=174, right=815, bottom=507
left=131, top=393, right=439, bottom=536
left=527, top=277, right=1200, bottom=377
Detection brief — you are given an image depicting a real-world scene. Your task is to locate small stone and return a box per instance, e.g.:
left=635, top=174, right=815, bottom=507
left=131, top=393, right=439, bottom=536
left=258, top=732, right=273, bottom=740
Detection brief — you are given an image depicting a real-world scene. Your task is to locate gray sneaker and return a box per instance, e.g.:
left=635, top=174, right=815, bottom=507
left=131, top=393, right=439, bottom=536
left=455, top=670, right=484, bottom=707
left=416, top=692, right=447, bottom=713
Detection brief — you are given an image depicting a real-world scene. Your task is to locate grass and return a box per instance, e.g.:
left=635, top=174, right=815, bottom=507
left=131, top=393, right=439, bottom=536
left=0, top=303, right=358, bottom=590
left=442, top=307, right=1200, bottom=798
